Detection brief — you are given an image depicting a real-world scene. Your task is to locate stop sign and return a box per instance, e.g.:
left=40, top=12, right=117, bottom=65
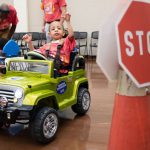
left=116, top=1, right=150, bottom=88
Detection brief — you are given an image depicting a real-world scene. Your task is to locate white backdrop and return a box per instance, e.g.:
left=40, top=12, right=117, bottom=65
left=4, top=0, right=126, bottom=56
left=14, top=0, right=122, bottom=56
left=0, top=0, right=13, bottom=5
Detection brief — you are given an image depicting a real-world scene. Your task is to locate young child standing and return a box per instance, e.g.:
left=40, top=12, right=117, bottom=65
left=23, top=13, right=76, bottom=65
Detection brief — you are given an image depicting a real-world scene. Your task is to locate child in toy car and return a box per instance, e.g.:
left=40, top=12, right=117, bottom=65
left=23, top=13, right=76, bottom=68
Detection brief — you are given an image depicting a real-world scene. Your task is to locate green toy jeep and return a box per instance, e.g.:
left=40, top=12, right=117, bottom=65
left=0, top=51, right=91, bottom=143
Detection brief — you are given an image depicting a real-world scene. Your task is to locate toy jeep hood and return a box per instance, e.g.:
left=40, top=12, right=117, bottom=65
left=0, top=75, right=50, bottom=88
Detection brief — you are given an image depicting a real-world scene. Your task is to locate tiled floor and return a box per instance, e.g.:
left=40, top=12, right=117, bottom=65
left=0, top=60, right=117, bottom=150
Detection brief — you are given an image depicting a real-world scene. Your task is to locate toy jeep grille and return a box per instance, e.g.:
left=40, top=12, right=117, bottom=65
left=0, top=89, right=14, bottom=104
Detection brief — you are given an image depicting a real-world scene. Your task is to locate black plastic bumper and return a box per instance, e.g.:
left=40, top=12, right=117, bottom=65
left=0, top=105, right=33, bottom=124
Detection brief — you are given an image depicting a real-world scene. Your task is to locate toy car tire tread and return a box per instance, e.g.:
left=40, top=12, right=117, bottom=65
left=71, top=87, right=91, bottom=115
left=30, top=107, right=59, bottom=143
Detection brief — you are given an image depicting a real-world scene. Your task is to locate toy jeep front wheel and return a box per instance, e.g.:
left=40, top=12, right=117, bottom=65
left=72, top=87, right=91, bottom=115
left=30, top=107, right=59, bottom=143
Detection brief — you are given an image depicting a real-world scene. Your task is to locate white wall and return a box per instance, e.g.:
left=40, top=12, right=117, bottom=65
left=2, top=0, right=122, bottom=34
left=0, top=0, right=13, bottom=5
left=67, top=0, right=120, bottom=55
left=67, top=0, right=118, bottom=32
left=28, top=0, right=121, bottom=32
left=28, top=0, right=43, bottom=32
left=14, top=0, right=29, bottom=32
left=10, top=0, right=124, bottom=56
left=26, top=0, right=122, bottom=55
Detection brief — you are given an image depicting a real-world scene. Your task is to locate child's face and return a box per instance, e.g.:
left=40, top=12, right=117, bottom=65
left=49, top=21, right=64, bottom=40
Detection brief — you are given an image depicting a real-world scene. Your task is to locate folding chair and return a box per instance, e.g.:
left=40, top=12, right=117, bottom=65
left=79, top=32, right=88, bottom=57
left=19, top=32, right=29, bottom=56
left=89, top=31, right=99, bottom=59
left=29, top=32, right=41, bottom=49
left=73, top=31, right=80, bottom=53
left=12, top=33, right=20, bottom=44
left=40, top=32, right=47, bottom=46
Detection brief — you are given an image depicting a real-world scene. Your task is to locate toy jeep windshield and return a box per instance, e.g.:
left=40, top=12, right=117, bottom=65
left=0, top=51, right=91, bottom=143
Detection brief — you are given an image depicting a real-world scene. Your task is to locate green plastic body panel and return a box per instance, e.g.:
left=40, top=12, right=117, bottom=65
left=0, top=59, right=88, bottom=110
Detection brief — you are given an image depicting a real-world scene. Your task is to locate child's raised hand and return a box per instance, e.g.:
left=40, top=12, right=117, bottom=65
left=22, top=34, right=32, bottom=43
left=65, top=13, right=71, bottom=22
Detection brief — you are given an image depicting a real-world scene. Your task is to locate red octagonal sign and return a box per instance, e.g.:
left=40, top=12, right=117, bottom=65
left=116, top=1, right=150, bottom=88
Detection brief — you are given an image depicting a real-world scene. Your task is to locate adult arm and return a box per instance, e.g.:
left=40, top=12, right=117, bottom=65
left=8, top=5, right=19, bottom=39
left=7, top=25, right=16, bottom=39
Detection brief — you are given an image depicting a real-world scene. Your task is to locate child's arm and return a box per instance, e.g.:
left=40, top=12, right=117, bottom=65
left=22, top=34, right=34, bottom=51
left=65, top=13, right=74, bottom=38
left=60, top=6, right=67, bottom=25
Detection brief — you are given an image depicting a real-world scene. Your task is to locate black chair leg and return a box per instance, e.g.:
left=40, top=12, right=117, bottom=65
left=84, top=46, right=88, bottom=59
left=90, top=47, right=93, bottom=60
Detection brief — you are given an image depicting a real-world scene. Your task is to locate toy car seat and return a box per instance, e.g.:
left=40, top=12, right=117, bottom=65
left=71, top=55, right=85, bottom=71
left=67, top=47, right=85, bottom=71
left=24, top=46, right=85, bottom=77
left=0, top=40, right=20, bottom=74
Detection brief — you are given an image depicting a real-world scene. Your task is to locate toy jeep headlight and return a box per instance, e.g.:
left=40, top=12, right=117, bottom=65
left=15, top=89, right=23, bottom=99
left=14, top=88, right=24, bottom=106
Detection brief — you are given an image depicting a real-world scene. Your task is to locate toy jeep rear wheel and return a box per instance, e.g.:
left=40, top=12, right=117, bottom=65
left=72, top=87, right=91, bottom=115
left=30, top=107, right=59, bottom=144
